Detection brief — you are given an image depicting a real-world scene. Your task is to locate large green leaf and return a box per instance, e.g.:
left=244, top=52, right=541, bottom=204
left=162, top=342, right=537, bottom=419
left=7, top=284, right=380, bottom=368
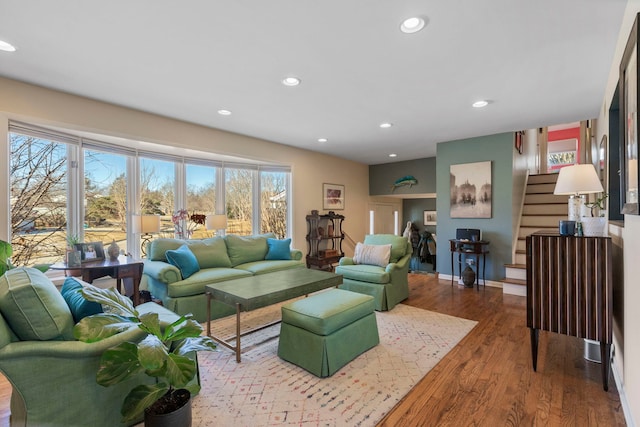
left=0, top=240, right=13, bottom=276
left=138, top=312, right=162, bottom=338
left=137, top=335, right=168, bottom=373
left=173, top=336, right=217, bottom=356
left=73, top=314, right=136, bottom=342
left=164, top=353, right=197, bottom=389
left=164, top=317, right=205, bottom=342
left=80, top=286, right=137, bottom=318
left=97, top=342, right=144, bottom=386
left=121, top=383, right=169, bottom=423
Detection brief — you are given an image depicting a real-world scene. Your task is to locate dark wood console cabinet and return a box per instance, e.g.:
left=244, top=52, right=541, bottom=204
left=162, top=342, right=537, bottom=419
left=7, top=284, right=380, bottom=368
left=526, top=232, right=613, bottom=391
left=305, top=211, right=344, bottom=271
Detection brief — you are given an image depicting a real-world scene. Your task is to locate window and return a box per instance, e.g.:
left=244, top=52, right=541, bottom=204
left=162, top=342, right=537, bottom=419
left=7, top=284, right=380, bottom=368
left=84, top=149, right=130, bottom=252
left=186, top=163, right=217, bottom=239
left=9, top=132, right=69, bottom=265
left=5, top=122, right=291, bottom=265
left=225, top=168, right=254, bottom=235
left=260, top=171, right=287, bottom=238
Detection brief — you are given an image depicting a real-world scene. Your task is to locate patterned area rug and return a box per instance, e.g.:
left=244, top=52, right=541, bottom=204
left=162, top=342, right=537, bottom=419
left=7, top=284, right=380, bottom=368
left=188, top=301, right=477, bottom=427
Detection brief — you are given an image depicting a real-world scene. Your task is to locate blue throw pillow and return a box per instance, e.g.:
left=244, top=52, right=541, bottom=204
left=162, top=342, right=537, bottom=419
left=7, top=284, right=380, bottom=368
left=60, top=277, right=103, bottom=323
left=166, top=244, right=200, bottom=279
left=265, top=238, right=292, bottom=260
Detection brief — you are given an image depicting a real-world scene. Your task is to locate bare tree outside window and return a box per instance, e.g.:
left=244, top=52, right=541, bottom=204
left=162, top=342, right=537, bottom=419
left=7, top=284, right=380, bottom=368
left=9, top=133, right=68, bottom=266
left=226, top=168, right=253, bottom=235
left=260, top=171, right=287, bottom=238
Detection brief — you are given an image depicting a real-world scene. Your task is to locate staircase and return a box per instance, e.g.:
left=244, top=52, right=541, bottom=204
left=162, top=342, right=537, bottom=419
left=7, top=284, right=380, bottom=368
left=503, top=173, right=568, bottom=296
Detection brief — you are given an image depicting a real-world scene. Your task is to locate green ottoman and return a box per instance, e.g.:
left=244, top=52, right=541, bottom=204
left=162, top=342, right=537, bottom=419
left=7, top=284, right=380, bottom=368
left=278, top=288, right=379, bottom=377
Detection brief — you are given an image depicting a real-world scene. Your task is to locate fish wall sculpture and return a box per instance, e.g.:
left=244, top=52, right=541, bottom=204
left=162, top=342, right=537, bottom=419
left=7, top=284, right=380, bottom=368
left=391, top=175, right=417, bottom=192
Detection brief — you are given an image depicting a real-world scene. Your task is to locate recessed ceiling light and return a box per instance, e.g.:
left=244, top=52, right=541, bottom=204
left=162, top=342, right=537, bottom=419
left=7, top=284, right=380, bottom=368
left=389, top=153, right=398, bottom=158
left=380, top=122, right=393, bottom=128
left=217, top=109, right=232, bottom=116
left=282, top=76, right=301, bottom=86
left=317, top=138, right=328, bottom=143
left=472, top=100, right=489, bottom=108
left=0, top=40, right=16, bottom=52
left=400, top=17, right=426, bottom=34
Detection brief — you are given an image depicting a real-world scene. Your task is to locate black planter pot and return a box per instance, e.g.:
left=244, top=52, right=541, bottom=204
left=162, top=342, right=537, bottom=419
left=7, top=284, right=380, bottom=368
left=144, top=389, right=192, bottom=427
left=462, top=265, right=476, bottom=288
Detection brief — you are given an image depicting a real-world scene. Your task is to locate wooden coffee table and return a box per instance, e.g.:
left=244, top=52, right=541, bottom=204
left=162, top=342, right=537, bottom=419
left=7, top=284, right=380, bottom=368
left=205, top=268, right=342, bottom=362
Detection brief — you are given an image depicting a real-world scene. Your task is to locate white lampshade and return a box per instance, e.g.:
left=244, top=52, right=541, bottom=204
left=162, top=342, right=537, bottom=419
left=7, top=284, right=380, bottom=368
left=554, top=164, right=604, bottom=195
left=206, top=214, right=227, bottom=230
left=132, top=215, right=161, bottom=234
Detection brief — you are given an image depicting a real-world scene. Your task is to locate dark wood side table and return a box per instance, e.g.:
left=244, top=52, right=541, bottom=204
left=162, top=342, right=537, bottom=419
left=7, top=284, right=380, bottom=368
left=526, top=232, right=613, bottom=391
left=50, top=255, right=144, bottom=306
left=449, top=239, right=490, bottom=289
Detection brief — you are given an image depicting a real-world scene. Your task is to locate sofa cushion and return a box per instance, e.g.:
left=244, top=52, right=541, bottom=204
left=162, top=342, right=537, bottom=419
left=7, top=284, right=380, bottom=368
left=235, top=259, right=304, bottom=275
left=167, top=268, right=253, bottom=298
left=363, top=234, right=409, bottom=263
left=166, top=245, right=200, bottom=279
left=353, top=242, right=391, bottom=267
left=225, top=233, right=275, bottom=267
left=335, top=264, right=390, bottom=284
left=265, top=238, right=292, bottom=260
left=0, top=267, right=75, bottom=341
left=188, top=237, right=232, bottom=268
left=61, top=277, right=104, bottom=323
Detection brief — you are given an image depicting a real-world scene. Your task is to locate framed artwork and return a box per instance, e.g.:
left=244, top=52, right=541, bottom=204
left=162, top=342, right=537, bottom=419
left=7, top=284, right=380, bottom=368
left=323, top=183, right=345, bottom=210
left=620, top=12, right=640, bottom=215
left=423, top=210, right=437, bottom=225
left=450, top=161, right=492, bottom=218
left=75, top=242, right=105, bottom=262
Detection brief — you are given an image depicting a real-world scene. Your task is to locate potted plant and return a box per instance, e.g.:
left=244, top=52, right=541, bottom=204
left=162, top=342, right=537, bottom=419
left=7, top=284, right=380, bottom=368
left=74, top=286, right=216, bottom=426
left=582, top=193, right=608, bottom=236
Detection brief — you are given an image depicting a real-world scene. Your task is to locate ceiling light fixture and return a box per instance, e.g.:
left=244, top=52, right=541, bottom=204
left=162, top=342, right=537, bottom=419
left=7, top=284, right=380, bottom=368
left=0, top=40, right=16, bottom=52
left=389, top=153, right=397, bottom=158
left=380, top=122, right=393, bottom=128
left=282, top=76, right=301, bottom=86
left=217, top=109, right=232, bottom=116
left=317, top=138, right=328, bottom=143
left=472, top=100, right=489, bottom=108
left=400, top=17, right=426, bottom=34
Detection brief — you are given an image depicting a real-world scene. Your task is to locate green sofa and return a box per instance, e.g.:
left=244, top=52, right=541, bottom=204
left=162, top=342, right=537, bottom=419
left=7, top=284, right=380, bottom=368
left=335, top=234, right=411, bottom=311
left=143, top=233, right=304, bottom=322
left=0, top=267, right=184, bottom=427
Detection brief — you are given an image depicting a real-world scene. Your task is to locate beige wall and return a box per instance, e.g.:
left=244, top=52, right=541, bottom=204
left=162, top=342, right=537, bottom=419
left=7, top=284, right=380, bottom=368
left=598, top=1, right=640, bottom=425
left=0, top=77, right=369, bottom=254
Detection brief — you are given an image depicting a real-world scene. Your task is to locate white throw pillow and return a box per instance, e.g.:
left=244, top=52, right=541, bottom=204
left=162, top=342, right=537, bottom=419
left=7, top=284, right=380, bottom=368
left=353, top=243, right=392, bottom=267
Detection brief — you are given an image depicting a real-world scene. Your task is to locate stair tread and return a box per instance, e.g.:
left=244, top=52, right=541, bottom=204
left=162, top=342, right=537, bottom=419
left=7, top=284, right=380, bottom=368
left=505, top=263, right=526, bottom=269
left=501, top=278, right=526, bottom=286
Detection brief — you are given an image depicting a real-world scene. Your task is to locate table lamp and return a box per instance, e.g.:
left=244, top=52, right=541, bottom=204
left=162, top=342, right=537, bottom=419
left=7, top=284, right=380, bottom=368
left=206, top=214, right=227, bottom=236
left=132, top=214, right=161, bottom=256
left=553, top=164, right=604, bottom=221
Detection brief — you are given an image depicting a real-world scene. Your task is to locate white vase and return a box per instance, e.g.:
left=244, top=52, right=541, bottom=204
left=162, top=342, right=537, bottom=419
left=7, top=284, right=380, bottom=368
left=581, top=216, right=607, bottom=237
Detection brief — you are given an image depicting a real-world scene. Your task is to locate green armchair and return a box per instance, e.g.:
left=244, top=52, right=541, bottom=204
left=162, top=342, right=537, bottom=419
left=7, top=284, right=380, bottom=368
left=335, top=234, right=411, bottom=311
left=0, top=268, right=185, bottom=427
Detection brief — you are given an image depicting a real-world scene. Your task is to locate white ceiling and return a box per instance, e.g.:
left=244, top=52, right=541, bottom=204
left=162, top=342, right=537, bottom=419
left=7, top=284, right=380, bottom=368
left=0, top=0, right=628, bottom=165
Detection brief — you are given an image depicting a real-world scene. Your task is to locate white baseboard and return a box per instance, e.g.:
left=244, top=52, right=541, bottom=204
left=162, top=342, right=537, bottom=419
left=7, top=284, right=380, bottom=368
left=612, top=354, right=635, bottom=427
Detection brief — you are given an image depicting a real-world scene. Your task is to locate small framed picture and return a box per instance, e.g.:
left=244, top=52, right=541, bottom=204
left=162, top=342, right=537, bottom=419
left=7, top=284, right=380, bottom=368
left=323, top=183, right=345, bottom=210
left=75, top=242, right=105, bottom=263
left=424, top=210, right=437, bottom=225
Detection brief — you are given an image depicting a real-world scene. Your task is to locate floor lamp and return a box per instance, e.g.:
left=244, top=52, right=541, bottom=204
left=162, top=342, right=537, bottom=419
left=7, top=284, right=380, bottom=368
left=206, top=214, right=227, bottom=237
left=133, top=215, right=161, bottom=257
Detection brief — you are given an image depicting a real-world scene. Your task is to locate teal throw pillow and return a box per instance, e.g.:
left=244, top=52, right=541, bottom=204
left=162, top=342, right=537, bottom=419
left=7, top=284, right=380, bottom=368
left=166, top=244, right=200, bottom=279
left=265, top=238, right=292, bottom=260
left=60, top=278, right=103, bottom=323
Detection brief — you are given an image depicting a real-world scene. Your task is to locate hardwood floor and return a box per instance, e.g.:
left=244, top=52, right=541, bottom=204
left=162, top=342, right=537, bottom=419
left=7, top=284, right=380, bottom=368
left=0, top=274, right=625, bottom=426
left=379, top=274, right=626, bottom=426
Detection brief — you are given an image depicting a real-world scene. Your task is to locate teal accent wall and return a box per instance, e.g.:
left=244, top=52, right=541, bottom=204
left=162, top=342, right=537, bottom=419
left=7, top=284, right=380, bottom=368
left=370, top=157, right=436, bottom=196
left=436, top=133, right=514, bottom=281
